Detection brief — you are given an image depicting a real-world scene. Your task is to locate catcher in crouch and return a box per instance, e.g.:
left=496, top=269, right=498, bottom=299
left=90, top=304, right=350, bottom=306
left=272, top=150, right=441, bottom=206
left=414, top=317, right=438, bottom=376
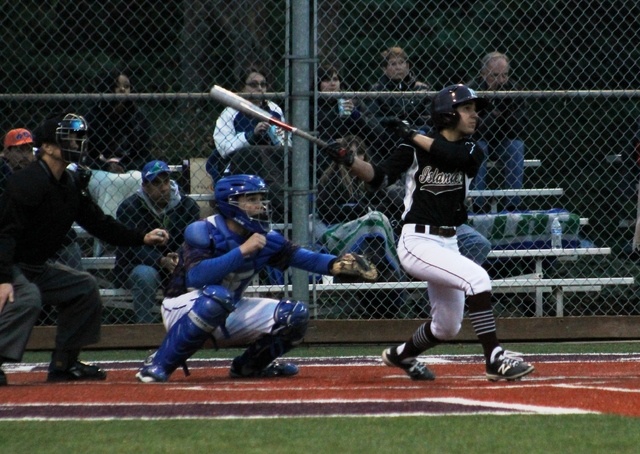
left=136, top=174, right=377, bottom=382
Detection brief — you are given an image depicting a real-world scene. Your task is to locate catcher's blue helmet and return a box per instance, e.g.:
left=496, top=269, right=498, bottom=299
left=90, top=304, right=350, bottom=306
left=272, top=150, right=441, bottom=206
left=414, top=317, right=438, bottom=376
left=214, top=174, right=271, bottom=233
left=431, top=84, right=490, bottom=130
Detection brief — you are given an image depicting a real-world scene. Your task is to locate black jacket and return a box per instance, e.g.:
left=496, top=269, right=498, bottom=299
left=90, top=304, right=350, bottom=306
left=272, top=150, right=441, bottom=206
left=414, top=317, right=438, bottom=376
left=467, top=78, right=528, bottom=147
left=0, top=159, right=146, bottom=283
left=370, top=132, right=484, bottom=227
left=83, top=100, right=152, bottom=172
left=113, top=184, right=200, bottom=285
left=369, top=73, right=431, bottom=129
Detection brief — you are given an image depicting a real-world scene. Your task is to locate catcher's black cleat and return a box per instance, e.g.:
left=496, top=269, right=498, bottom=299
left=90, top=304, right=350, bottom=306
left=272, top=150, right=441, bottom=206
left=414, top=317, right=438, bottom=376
left=486, top=350, right=534, bottom=382
left=229, top=360, right=299, bottom=378
left=382, top=348, right=435, bottom=381
left=0, top=369, right=6, bottom=386
left=47, top=360, right=107, bottom=382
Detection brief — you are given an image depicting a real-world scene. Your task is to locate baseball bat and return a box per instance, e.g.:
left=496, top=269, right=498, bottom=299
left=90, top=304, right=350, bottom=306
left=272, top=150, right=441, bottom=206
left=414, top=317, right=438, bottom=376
left=209, top=85, right=328, bottom=148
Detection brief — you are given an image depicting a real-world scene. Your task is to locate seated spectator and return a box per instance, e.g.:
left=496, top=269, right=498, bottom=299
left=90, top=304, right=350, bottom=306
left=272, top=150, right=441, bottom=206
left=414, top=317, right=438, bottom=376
left=114, top=160, right=201, bottom=323
left=209, top=67, right=292, bottom=223
left=84, top=69, right=152, bottom=173
left=1, top=128, right=35, bottom=186
left=315, top=65, right=388, bottom=163
left=314, top=136, right=404, bottom=318
left=1, top=128, right=84, bottom=270
left=467, top=51, right=527, bottom=212
left=209, top=67, right=291, bottom=179
left=368, top=46, right=431, bottom=135
left=83, top=69, right=152, bottom=218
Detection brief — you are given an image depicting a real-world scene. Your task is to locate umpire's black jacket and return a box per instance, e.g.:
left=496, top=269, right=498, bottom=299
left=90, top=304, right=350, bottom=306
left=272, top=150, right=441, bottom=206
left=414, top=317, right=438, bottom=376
left=0, top=159, right=146, bottom=284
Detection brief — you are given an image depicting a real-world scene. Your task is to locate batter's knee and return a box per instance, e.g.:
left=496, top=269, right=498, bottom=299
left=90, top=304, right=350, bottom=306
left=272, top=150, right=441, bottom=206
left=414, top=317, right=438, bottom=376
left=431, top=321, right=461, bottom=341
left=466, top=268, right=492, bottom=296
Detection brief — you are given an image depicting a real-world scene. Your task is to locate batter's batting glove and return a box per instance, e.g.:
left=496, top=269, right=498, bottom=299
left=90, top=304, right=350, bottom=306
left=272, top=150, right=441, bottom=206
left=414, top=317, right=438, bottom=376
left=322, top=140, right=354, bottom=167
left=380, top=118, right=418, bottom=141
left=330, top=253, right=378, bottom=282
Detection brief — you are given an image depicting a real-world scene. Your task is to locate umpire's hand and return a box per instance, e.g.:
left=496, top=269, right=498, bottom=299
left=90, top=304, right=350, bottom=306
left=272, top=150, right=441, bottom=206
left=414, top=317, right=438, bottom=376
left=0, top=283, right=14, bottom=314
left=144, top=229, right=170, bottom=246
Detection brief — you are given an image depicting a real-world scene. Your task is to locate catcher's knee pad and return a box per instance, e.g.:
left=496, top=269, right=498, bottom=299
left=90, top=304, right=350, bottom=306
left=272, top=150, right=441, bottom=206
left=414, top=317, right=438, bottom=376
left=148, top=286, right=234, bottom=378
left=190, top=285, right=235, bottom=331
left=232, top=300, right=307, bottom=376
left=272, top=299, right=309, bottom=344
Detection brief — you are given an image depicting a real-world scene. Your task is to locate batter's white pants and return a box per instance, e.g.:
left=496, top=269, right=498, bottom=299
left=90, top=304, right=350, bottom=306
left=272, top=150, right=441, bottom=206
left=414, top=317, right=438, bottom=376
left=398, top=224, right=492, bottom=340
left=161, top=290, right=281, bottom=348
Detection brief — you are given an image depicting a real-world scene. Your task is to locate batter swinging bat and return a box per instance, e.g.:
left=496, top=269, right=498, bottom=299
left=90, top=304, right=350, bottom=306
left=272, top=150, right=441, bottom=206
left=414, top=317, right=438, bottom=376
left=209, top=85, right=328, bottom=147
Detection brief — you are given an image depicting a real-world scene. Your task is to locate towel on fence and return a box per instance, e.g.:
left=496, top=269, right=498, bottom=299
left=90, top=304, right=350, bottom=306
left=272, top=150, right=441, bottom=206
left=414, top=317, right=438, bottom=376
left=467, top=209, right=581, bottom=250
left=314, top=210, right=401, bottom=277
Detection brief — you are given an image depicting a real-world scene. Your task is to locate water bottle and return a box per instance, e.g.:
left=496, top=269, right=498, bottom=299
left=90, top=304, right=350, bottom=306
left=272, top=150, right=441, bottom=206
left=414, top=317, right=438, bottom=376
left=266, top=125, right=282, bottom=145
left=551, top=216, right=563, bottom=249
left=337, top=98, right=352, bottom=117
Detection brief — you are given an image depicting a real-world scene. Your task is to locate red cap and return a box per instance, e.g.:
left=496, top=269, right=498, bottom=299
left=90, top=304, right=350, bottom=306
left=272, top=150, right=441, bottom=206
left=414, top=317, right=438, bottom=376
left=4, top=128, right=34, bottom=148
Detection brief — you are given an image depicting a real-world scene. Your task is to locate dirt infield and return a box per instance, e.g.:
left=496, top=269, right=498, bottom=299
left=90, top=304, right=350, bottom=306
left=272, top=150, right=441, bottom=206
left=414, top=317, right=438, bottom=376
left=1, top=353, right=639, bottom=420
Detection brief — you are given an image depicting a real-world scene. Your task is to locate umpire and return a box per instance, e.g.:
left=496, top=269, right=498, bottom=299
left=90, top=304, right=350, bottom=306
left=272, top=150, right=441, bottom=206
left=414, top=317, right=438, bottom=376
left=0, top=113, right=169, bottom=386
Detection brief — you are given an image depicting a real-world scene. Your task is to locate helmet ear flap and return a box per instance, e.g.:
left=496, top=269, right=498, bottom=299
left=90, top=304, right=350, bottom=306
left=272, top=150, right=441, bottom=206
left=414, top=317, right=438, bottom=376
left=432, top=112, right=459, bottom=130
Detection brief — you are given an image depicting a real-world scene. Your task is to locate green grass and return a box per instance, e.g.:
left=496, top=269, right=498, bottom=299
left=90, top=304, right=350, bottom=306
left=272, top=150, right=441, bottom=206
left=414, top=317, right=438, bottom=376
left=19, top=340, right=640, bottom=363
left=3, top=342, right=640, bottom=453
left=0, top=416, right=639, bottom=454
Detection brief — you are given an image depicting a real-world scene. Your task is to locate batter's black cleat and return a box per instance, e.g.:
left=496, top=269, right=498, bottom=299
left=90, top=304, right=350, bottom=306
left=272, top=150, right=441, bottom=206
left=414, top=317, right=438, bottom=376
left=382, top=348, right=435, bottom=381
left=47, top=360, right=107, bottom=382
left=0, top=369, right=6, bottom=386
left=229, top=360, right=299, bottom=378
left=486, top=350, right=535, bottom=382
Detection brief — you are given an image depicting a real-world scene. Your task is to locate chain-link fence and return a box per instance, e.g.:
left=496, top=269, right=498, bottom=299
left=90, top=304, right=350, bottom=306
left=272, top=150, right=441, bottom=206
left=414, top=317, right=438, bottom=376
left=2, top=1, right=640, bottom=325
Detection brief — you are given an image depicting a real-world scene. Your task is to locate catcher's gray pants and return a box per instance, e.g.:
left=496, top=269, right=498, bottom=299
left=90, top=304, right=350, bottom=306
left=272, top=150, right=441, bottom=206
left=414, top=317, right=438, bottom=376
left=0, top=262, right=102, bottom=363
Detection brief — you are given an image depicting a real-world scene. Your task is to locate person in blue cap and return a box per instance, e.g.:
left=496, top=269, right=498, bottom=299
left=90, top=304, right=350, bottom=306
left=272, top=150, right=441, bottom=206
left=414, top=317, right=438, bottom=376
left=114, top=160, right=201, bottom=323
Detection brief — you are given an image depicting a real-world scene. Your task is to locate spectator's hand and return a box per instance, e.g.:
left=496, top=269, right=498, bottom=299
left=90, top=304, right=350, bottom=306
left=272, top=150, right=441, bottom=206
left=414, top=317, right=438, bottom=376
left=159, top=252, right=179, bottom=272
left=322, top=140, right=354, bottom=167
left=0, top=283, right=14, bottom=314
left=144, top=229, right=170, bottom=246
left=342, top=99, right=355, bottom=112
left=240, top=233, right=266, bottom=257
left=380, top=118, right=417, bottom=141
left=253, top=122, right=269, bottom=136
left=246, top=122, right=270, bottom=145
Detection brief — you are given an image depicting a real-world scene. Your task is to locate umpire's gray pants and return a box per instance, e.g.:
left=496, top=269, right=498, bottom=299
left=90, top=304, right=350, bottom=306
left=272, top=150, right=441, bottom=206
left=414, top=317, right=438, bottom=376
left=0, top=262, right=101, bottom=363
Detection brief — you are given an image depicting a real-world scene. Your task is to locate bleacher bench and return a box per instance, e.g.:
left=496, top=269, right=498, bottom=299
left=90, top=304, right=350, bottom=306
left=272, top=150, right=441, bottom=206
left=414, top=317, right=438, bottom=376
left=98, top=276, right=634, bottom=319
left=91, top=247, right=633, bottom=318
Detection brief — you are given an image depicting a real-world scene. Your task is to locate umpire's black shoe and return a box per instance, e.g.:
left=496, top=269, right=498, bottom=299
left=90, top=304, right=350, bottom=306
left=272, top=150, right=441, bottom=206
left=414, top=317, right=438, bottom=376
left=0, top=369, right=7, bottom=386
left=382, top=348, right=435, bottom=381
left=47, top=360, right=107, bottom=382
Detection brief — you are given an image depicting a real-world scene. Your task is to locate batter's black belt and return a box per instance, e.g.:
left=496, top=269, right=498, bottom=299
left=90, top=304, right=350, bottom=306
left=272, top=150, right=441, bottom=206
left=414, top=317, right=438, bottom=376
left=414, top=224, right=457, bottom=237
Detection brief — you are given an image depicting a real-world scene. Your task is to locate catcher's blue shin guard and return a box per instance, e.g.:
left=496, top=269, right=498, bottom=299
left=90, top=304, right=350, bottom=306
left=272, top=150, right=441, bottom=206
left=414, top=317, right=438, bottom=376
left=136, top=286, right=234, bottom=382
left=230, top=299, right=309, bottom=378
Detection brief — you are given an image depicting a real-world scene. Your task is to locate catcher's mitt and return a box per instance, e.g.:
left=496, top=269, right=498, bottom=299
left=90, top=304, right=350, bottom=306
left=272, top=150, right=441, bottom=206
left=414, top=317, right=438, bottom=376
left=330, top=253, right=378, bottom=282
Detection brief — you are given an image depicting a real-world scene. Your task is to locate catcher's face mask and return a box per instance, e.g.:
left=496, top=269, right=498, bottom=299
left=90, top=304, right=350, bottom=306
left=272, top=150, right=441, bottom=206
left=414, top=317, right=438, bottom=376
left=56, top=114, right=88, bottom=163
left=227, top=192, right=272, bottom=233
